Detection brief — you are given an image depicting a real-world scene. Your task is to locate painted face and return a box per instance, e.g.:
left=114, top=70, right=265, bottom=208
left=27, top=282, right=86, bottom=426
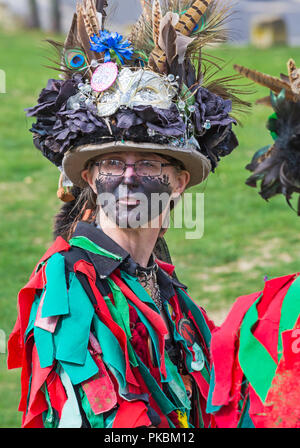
left=91, top=152, right=179, bottom=228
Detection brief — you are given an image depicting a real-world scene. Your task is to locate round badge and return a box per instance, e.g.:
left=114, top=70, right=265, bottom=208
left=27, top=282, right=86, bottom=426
left=91, top=62, right=119, bottom=92
left=191, top=342, right=205, bottom=371
left=178, top=318, right=197, bottom=347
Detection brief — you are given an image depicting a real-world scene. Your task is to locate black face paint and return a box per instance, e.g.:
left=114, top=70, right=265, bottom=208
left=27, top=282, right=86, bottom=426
left=95, top=172, right=173, bottom=228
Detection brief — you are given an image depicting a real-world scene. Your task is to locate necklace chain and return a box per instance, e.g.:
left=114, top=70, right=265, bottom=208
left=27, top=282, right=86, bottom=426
left=137, top=267, right=163, bottom=311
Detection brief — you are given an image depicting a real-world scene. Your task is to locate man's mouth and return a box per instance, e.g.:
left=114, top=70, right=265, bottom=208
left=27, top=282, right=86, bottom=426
left=117, top=197, right=141, bottom=206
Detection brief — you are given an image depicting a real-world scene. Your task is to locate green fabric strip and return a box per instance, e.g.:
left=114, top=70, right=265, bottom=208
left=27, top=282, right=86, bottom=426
left=57, top=366, right=82, bottom=427
left=278, top=275, right=300, bottom=361
left=237, top=397, right=255, bottom=428
left=25, top=293, right=42, bottom=342
left=43, top=384, right=59, bottom=428
left=54, top=273, right=95, bottom=365
left=34, top=325, right=55, bottom=368
left=69, top=236, right=122, bottom=261
left=30, top=289, right=54, bottom=368
left=120, top=271, right=159, bottom=312
left=206, top=367, right=222, bottom=414
left=164, top=353, right=191, bottom=411
left=59, top=351, right=99, bottom=386
left=92, top=314, right=127, bottom=390
left=42, top=253, right=69, bottom=318
left=104, top=291, right=138, bottom=367
left=238, top=294, right=277, bottom=403
left=106, top=277, right=131, bottom=337
left=195, top=385, right=204, bottom=428
left=138, top=359, right=177, bottom=415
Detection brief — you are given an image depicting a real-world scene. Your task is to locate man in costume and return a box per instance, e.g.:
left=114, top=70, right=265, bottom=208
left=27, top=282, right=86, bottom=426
left=208, top=60, right=300, bottom=428
left=7, top=0, right=248, bottom=428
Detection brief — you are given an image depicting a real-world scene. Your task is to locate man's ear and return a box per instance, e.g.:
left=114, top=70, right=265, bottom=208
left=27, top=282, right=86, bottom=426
left=174, top=170, right=190, bottom=196
left=81, top=168, right=97, bottom=195
left=81, top=169, right=90, bottom=184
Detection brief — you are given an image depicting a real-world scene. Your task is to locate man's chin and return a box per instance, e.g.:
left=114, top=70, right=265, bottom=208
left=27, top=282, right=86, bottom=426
left=104, top=210, right=151, bottom=229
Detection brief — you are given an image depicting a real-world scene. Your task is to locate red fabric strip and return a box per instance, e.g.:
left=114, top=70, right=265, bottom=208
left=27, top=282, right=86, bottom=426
left=23, top=344, right=52, bottom=428
left=113, top=400, right=152, bottom=428
left=82, top=353, right=117, bottom=415
left=46, top=370, right=68, bottom=419
left=210, top=291, right=262, bottom=407
left=190, top=371, right=209, bottom=399
left=110, top=272, right=168, bottom=379
left=256, top=274, right=295, bottom=318
left=155, top=259, right=175, bottom=276
left=253, top=278, right=293, bottom=363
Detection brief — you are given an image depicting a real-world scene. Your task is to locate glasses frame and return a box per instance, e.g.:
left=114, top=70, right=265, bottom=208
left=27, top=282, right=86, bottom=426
left=94, top=159, right=173, bottom=177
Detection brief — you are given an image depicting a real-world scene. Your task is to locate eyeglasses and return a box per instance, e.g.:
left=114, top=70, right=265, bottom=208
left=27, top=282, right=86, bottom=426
left=94, top=159, right=173, bottom=177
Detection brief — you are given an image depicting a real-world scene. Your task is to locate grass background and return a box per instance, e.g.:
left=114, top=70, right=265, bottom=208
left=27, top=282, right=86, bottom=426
left=1, top=28, right=300, bottom=427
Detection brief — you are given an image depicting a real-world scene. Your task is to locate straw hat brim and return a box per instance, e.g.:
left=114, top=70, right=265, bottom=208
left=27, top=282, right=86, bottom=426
left=62, top=141, right=211, bottom=189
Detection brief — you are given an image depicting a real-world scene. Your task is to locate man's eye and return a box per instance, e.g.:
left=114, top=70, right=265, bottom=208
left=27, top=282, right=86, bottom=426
left=106, top=160, right=122, bottom=166
left=139, top=161, right=155, bottom=167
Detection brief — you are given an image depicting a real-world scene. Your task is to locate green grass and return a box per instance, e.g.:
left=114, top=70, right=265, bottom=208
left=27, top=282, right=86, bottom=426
left=1, top=29, right=300, bottom=427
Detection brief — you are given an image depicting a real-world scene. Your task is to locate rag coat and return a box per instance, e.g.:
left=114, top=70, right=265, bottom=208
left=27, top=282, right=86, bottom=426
left=8, top=221, right=215, bottom=428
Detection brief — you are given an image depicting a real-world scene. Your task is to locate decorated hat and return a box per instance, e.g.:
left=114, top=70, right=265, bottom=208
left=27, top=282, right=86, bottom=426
left=26, top=0, right=249, bottom=198
left=234, top=59, right=300, bottom=213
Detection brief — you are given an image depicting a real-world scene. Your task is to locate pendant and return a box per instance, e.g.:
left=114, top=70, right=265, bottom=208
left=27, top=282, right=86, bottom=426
left=178, top=318, right=197, bottom=347
left=191, top=342, right=205, bottom=371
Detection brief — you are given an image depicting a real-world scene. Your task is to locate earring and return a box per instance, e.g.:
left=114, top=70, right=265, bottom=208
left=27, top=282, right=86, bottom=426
left=57, top=173, right=75, bottom=202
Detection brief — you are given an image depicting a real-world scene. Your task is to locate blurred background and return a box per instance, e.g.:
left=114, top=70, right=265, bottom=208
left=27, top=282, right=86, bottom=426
left=1, top=0, right=300, bottom=428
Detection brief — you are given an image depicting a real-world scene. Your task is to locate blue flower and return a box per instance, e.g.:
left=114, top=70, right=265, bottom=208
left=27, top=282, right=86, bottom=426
left=90, top=31, right=134, bottom=65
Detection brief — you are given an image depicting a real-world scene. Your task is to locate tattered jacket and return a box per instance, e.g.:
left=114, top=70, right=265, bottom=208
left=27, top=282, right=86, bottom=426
left=8, top=222, right=215, bottom=428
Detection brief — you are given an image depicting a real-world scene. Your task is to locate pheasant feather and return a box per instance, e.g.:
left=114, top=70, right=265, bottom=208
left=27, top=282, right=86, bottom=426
left=233, top=64, right=299, bottom=102
left=175, top=0, right=213, bottom=36
left=152, top=0, right=162, bottom=46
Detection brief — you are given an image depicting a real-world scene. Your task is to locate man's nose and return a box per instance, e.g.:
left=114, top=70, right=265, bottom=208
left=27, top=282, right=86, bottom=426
left=122, top=164, right=139, bottom=185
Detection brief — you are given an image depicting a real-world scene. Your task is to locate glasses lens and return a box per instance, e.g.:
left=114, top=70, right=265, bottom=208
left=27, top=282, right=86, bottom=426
left=99, top=160, right=125, bottom=176
left=136, top=161, right=161, bottom=176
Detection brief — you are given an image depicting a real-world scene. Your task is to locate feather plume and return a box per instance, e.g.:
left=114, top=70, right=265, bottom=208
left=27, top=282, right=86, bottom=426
left=245, top=93, right=300, bottom=211
left=287, top=58, right=300, bottom=95
left=233, top=64, right=299, bottom=102
left=76, top=3, right=103, bottom=66
left=204, top=74, right=252, bottom=116
left=158, top=12, right=179, bottom=65
left=64, top=13, right=79, bottom=49
left=148, top=47, right=167, bottom=73
left=175, top=0, right=213, bottom=36
left=287, top=58, right=297, bottom=83
left=129, top=8, right=154, bottom=58
left=140, top=0, right=152, bottom=19
left=45, top=1, right=105, bottom=80
left=152, top=0, right=162, bottom=46
left=161, top=21, right=177, bottom=66
left=81, top=1, right=99, bottom=38
left=185, top=1, right=232, bottom=77
left=85, top=0, right=101, bottom=36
